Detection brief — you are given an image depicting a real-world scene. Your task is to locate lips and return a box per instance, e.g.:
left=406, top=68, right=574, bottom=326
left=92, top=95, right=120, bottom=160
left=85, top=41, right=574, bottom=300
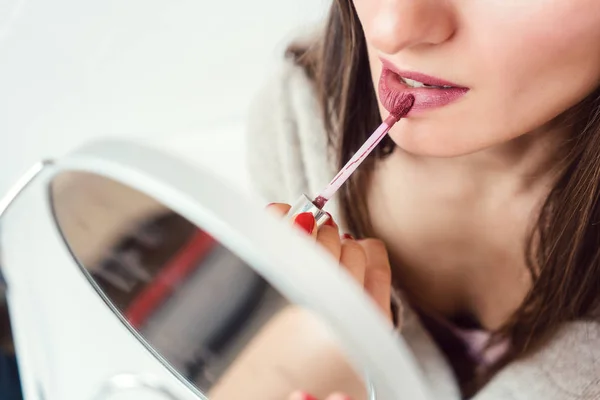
left=378, top=60, right=469, bottom=115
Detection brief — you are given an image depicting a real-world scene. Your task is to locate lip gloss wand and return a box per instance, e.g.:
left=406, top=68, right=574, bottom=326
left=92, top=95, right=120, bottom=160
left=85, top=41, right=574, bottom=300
left=288, top=94, right=415, bottom=226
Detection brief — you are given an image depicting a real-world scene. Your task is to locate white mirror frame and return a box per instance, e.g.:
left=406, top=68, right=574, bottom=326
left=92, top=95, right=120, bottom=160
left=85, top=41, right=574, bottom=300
left=0, top=139, right=432, bottom=400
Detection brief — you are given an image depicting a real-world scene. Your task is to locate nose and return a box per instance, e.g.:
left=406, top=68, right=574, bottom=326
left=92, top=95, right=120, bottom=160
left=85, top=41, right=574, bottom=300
left=356, top=0, right=457, bottom=54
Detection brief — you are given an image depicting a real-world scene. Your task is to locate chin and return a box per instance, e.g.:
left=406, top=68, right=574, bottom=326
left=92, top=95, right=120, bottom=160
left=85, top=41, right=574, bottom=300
left=388, top=123, right=495, bottom=158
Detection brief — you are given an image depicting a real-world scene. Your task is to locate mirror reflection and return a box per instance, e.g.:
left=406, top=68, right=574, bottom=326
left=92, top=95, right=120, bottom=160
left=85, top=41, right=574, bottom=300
left=50, top=171, right=370, bottom=400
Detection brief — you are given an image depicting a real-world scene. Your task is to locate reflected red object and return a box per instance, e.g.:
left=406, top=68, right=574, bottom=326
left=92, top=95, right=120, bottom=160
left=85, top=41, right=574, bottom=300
left=125, top=230, right=216, bottom=328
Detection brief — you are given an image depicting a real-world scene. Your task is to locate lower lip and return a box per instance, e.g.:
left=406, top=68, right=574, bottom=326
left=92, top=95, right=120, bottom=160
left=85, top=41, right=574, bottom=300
left=378, top=68, right=469, bottom=115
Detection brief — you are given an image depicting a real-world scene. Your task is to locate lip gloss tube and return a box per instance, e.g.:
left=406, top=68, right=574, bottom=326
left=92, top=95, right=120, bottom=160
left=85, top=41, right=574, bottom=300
left=287, top=193, right=330, bottom=228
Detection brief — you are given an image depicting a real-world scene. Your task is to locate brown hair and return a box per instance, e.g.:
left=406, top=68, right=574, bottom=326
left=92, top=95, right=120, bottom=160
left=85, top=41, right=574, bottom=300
left=288, top=0, right=600, bottom=394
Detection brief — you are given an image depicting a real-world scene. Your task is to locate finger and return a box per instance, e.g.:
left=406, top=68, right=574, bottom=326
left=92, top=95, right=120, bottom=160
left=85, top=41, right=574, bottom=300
left=293, top=212, right=318, bottom=238
left=358, top=239, right=393, bottom=319
left=322, top=211, right=338, bottom=230
left=316, top=225, right=342, bottom=260
left=339, top=239, right=367, bottom=285
left=266, top=202, right=291, bottom=216
left=325, top=393, right=352, bottom=400
left=288, top=391, right=318, bottom=400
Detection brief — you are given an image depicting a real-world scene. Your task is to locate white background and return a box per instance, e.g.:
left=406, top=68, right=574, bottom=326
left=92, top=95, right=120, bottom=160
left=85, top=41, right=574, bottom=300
left=0, top=0, right=328, bottom=195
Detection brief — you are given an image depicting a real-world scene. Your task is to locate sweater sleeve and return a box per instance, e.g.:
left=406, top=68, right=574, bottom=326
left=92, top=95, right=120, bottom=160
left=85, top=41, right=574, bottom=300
left=246, top=60, right=306, bottom=203
left=245, top=59, right=336, bottom=212
left=474, top=322, right=600, bottom=400
left=246, top=68, right=286, bottom=203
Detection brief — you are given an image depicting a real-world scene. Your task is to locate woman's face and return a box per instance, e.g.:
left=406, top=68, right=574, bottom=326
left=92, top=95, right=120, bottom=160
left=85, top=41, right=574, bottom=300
left=354, top=0, right=600, bottom=156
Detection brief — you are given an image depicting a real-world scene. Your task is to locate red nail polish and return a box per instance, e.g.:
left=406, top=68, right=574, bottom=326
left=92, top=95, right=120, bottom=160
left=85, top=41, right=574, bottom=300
left=301, top=393, right=318, bottom=400
left=324, top=212, right=335, bottom=227
left=342, top=233, right=354, bottom=240
left=294, top=212, right=315, bottom=234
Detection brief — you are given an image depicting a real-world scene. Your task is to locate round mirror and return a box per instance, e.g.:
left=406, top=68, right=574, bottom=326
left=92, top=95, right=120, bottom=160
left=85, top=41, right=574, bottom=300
left=50, top=171, right=374, bottom=400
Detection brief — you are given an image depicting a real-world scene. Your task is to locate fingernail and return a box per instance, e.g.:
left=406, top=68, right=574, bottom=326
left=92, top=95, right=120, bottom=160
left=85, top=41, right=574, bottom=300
left=294, top=212, right=315, bottom=234
left=342, top=233, right=354, bottom=240
left=324, top=212, right=335, bottom=227
left=289, top=391, right=317, bottom=400
left=266, top=202, right=277, bottom=208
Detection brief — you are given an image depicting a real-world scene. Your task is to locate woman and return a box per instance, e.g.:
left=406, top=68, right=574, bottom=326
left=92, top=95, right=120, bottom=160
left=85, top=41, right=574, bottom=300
left=247, top=1, right=600, bottom=399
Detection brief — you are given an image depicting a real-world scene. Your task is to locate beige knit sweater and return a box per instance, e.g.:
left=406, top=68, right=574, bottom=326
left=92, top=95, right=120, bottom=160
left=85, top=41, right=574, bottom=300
left=246, top=59, right=600, bottom=400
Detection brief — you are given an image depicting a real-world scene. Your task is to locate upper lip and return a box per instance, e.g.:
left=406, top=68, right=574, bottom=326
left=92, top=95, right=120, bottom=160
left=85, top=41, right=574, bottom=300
left=380, top=57, right=466, bottom=89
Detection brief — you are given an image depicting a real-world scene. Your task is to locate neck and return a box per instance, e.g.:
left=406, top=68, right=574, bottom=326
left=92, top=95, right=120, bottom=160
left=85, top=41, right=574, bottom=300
left=367, top=123, right=569, bottom=330
left=405, top=121, right=567, bottom=195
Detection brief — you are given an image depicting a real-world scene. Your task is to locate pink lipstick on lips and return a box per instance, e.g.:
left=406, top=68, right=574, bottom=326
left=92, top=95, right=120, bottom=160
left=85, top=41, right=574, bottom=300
left=378, top=58, right=469, bottom=114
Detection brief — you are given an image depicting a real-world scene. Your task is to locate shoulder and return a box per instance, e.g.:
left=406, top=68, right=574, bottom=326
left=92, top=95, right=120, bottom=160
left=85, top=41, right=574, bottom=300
left=247, top=57, right=322, bottom=149
left=479, top=321, right=600, bottom=399
left=249, top=57, right=317, bottom=123
left=246, top=57, right=336, bottom=205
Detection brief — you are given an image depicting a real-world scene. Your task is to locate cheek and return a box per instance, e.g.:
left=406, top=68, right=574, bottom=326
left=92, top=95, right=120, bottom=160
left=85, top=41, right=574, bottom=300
left=367, top=47, right=381, bottom=96
left=353, top=0, right=377, bottom=25
left=470, top=2, right=600, bottom=130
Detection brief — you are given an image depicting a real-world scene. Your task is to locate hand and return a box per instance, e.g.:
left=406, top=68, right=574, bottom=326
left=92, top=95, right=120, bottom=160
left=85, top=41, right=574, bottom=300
left=287, top=391, right=352, bottom=400
left=267, top=203, right=394, bottom=323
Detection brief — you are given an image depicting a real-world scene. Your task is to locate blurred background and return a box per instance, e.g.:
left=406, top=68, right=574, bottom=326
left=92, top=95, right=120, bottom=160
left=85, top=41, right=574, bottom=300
left=0, top=0, right=329, bottom=195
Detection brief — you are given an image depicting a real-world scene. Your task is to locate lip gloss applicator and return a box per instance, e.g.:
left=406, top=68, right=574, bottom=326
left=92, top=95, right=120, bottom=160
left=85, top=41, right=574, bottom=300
left=288, top=93, right=415, bottom=226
